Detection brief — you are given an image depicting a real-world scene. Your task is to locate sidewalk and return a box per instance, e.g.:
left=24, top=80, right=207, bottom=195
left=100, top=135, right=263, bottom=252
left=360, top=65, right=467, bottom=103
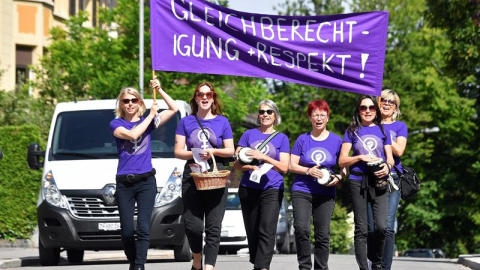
left=0, top=245, right=479, bottom=269
left=0, top=246, right=173, bottom=269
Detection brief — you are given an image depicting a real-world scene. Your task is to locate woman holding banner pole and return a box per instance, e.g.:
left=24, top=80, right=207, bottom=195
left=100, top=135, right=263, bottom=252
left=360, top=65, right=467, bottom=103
left=174, top=82, right=235, bottom=270
left=339, top=95, right=394, bottom=270
left=110, top=79, right=178, bottom=270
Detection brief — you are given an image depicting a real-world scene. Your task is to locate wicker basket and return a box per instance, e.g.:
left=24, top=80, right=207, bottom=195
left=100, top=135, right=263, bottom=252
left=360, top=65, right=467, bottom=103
left=191, top=153, right=230, bottom=190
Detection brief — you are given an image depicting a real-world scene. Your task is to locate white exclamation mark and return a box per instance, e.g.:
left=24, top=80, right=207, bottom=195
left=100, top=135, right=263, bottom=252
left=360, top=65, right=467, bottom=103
left=360, top=53, right=369, bottom=79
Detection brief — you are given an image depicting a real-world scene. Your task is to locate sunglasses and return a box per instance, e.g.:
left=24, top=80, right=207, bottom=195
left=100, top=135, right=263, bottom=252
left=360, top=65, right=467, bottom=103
left=359, top=105, right=376, bottom=112
left=195, top=91, right=214, bottom=99
left=259, top=109, right=274, bottom=115
left=122, top=98, right=139, bottom=104
left=380, top=98, right=396, bottom=106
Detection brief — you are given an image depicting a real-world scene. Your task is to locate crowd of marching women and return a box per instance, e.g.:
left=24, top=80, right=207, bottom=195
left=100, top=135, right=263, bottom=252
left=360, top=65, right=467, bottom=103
left=111, top=80, right=407, bottom=270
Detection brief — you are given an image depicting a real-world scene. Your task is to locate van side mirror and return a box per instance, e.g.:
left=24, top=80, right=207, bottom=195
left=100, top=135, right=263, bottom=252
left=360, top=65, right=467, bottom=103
left=27, top=143, right=45, bottom=170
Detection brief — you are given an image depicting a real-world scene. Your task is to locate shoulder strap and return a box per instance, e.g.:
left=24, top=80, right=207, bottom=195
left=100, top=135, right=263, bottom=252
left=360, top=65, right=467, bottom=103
left=257, top=131, right=280, bottom=151
left=194, top=114, right=216, bottom=148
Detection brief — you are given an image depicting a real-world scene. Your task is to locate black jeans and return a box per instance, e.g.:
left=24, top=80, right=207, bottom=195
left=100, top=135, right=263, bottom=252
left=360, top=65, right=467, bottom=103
left=367, top=173, right=400, bottom=270
left=239, top=186, right=283, bottom=269
left=292, top=191, right=335, bottom=270
left=116, top=175, right=157, bottom=269
left=182, top=177, right=227, bottom=266
left=349, top=179, right=388, bottom=270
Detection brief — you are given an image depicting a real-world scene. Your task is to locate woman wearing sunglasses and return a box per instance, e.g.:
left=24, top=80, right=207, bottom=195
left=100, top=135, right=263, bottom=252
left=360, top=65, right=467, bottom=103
left=366, top=90, right=408, bottom=270
left=110, top=79, right=178, bottom=270
left=174, top=82, right=235, bottom=270
left=289, top=100, right=347, bottom=270
left=339, top=95, right=394, bottom=270
left=233, top=99, right=290, bottom=270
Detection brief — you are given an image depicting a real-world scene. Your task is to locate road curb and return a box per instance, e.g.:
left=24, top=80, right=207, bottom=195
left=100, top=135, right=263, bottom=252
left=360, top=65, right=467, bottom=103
left=458, top=254, right=480, bottom=270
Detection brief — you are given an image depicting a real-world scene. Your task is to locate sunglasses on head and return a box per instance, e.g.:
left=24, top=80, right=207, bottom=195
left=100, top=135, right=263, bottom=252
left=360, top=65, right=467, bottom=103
left=380, top=98, right=396, bottom=106
left=359, top=105, right=376, bottom=112
left=122, top=98, right=139, bottom=104
left=259, top=109, right=274, bottom=115
left=195, top=91, right=214, bottom=99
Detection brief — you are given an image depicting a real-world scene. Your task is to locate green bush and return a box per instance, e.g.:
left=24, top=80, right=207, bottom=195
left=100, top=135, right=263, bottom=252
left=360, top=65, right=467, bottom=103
left=0, top=125, right=43, bottom=240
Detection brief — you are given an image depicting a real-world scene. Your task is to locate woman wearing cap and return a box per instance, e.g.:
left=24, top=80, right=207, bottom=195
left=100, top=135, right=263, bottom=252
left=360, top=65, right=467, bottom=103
left=289, top=100, right=347, bottom=270
left=110, top=79, right=178, bottom=270
left=339, top=95, right=394, bottom=270
left=174, top=82, right=235, bottom=270
left=233, top=99, right=290, bottom=270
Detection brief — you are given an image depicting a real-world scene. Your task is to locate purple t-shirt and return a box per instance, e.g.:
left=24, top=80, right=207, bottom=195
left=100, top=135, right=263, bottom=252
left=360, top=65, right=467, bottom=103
left=176, top=114, right=233, bottom=150
left=237, top=128, right=290, bottom=190
left=383, top=121, right=408, bottom=173
left=343, top=125, right=392, bottom=181
left=110, top=117, right=155, bottom=175
left=291, top=132, right=342, bottom=196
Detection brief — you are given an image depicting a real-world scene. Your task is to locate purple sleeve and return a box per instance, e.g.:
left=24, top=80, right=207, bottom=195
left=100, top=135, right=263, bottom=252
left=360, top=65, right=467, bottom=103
left=279, top=133, right=290, bottom=153
left=237, top=129, right=249, bottom=147
left=343, top=129, right=352, bottom=143
left=222, top=116, right=234, bottom=139
left=175, top=117, right=187, bottom=136
left=110, top=118, right=122, bottom=133
left=398, top=121, right=408, bottom=139
left=291, top=134, right=305, bottom=156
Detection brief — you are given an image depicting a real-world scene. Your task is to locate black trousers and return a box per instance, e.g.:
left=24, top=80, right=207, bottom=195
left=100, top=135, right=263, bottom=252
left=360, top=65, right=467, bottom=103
left=292, top=191, right=335, bottom=270
left=349, top=179, right=388, bottom=270
left=182, top=177, right=227, bottom=266
left=239, top=186, right=283, bottom=269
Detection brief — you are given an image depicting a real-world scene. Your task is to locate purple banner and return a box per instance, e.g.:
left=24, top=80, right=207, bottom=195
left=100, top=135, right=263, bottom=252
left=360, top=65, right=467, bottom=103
left=151, top=0, right=389, bottom=95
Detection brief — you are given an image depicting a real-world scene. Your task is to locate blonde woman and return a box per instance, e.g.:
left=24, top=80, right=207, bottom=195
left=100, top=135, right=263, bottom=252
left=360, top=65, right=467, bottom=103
left=110, top=80, right=178, bottom=270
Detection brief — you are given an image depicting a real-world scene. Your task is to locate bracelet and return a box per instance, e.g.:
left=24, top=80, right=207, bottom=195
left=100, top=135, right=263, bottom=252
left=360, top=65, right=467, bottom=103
left=306, top=167, right=311, bottom=175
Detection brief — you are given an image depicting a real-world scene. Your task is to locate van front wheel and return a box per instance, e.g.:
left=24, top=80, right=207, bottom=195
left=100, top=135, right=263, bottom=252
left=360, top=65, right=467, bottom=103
left=39, top=237, right=60, bottom=266
left=67, top=249, right=84, bottom=264
left=174, top=236, right=192, bottom=262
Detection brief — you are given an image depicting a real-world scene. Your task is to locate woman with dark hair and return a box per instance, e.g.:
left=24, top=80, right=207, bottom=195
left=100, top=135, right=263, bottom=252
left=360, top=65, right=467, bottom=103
left=233, top=99, right=290, bottom=270
left=339, top=95, right=394, bottom=270
left=289, top=100, right=347, bottom=270
left=367, top=90, right=408, bottom=270
left=174, top=82, right=235, bottom=270
left=110, top=79, right=178, bottom=270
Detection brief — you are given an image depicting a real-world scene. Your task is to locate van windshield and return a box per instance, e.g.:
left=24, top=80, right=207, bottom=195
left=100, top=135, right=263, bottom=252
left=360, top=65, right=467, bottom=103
left=50, top=109, right=180, bottom=160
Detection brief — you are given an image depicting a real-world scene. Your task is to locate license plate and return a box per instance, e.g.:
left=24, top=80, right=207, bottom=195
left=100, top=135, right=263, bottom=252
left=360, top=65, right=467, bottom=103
left=221, top=230, right=228, bottom=237
left=98, top=222, right=121, bottom=231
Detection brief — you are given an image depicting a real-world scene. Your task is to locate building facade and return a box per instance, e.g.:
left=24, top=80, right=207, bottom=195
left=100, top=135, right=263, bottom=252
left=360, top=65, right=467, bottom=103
left=0, top=0, right=116, bottom=91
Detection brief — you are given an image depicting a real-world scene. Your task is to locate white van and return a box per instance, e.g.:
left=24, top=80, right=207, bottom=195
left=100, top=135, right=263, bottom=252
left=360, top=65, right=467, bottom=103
left=27, top=99, right=192, bottom=266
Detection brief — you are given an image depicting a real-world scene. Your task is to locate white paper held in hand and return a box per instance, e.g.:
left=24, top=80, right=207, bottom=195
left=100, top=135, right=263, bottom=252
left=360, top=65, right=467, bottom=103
left=249, top=163, right=274, bottom=183
left=192, top=148, right=210, bottom=172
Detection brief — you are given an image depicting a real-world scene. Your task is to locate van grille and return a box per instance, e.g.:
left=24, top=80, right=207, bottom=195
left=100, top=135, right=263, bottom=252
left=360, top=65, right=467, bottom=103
left=67, top=196, right=137, bottom=219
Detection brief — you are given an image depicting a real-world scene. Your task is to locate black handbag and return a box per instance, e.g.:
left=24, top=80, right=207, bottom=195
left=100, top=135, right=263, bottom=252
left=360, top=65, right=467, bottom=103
left=394, top=165, right=421, bottom=200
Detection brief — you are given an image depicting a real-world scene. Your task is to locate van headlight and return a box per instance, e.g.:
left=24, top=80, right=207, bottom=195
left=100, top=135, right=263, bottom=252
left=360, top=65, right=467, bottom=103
left=155, top=169, right=182, bottom=207
left=42, top=170, right=68, bottom=209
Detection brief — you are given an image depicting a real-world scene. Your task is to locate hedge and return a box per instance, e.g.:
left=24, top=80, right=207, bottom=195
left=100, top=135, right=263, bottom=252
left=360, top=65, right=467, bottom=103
left=0, top=125, right=43, bottom=240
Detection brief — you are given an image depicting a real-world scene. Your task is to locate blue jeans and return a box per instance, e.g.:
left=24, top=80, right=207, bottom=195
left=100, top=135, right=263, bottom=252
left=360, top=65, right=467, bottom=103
left=116, top=176, right=157, bottom=269
left=367, top=173, right=400, bottom=270
left=239, top=186, right=283, bottom=269
left=292, top=191, right=335, bottom=270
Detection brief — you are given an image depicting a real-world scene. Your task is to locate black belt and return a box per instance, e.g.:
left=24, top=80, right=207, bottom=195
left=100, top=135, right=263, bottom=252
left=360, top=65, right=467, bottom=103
left=350, top=170, right=364, bottom=176
left=116, top=168, right=156, bottom=184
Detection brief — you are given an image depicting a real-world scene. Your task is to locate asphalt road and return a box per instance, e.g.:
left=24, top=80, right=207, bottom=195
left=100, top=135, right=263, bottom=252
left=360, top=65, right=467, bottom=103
left=5, top=253, right=468, bottom=270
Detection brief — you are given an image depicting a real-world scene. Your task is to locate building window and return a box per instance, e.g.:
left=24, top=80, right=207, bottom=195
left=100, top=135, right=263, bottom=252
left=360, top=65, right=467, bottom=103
left=16, top=45, right=34, bottom=85
left=69, top=0, right=76, bottom=16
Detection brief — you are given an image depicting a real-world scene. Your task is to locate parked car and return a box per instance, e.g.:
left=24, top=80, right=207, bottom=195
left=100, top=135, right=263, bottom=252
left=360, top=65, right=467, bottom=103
left=219, top=188, right=248, bottom=253
left=220, top=188, right=296, bottom=254
left=404, top=248, right=446, bottom=258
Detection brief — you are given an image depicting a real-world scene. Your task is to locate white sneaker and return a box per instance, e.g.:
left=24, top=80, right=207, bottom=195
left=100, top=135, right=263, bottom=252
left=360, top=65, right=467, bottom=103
left=367, top=259, right=372, bottom=270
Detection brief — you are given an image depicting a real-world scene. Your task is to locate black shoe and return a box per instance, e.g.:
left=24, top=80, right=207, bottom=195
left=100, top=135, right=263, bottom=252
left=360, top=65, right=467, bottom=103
left=191, top=267, right=202, bottom=270
left=129, top=262, right=134, bottom=270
